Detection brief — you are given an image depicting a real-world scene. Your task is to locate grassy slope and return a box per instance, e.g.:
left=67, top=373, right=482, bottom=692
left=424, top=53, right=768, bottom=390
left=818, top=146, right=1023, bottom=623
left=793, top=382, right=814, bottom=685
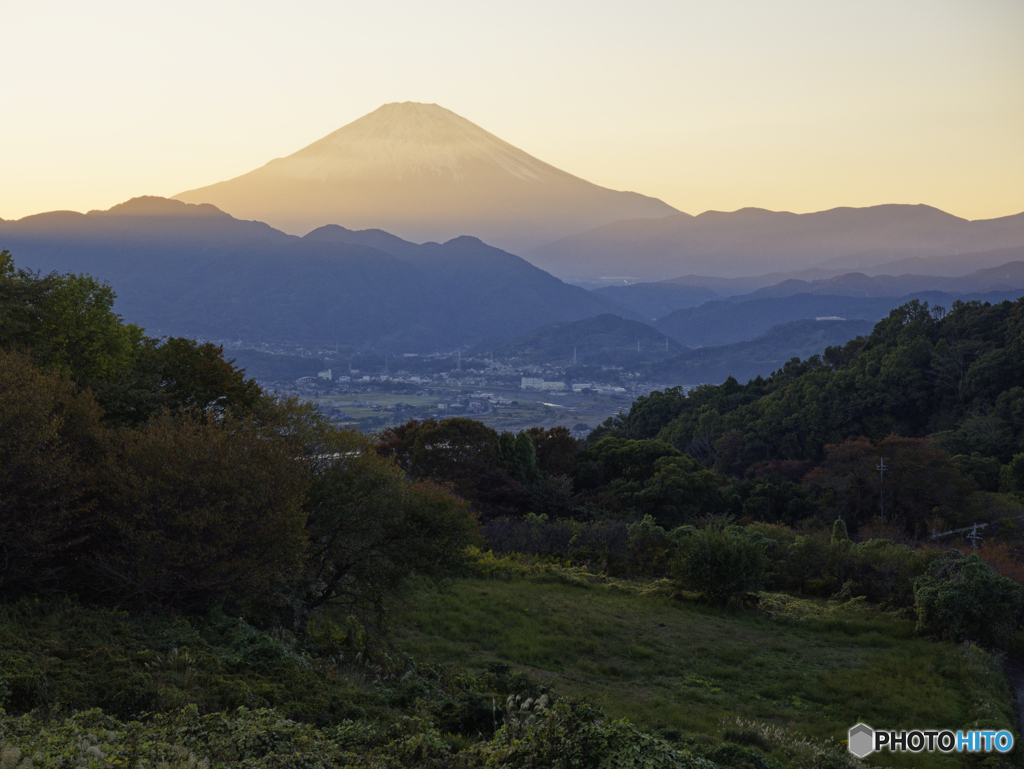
left=391, top=574, right=1016, bottom=769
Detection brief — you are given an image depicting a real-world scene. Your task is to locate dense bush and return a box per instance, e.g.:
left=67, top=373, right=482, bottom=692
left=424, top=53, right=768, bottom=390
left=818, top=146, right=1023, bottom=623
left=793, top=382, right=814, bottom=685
left=914, top=551, right=1023, bottom=648
left=481, top=515, right=628, bottom=566
left=673, top=527, right=767, bottom=606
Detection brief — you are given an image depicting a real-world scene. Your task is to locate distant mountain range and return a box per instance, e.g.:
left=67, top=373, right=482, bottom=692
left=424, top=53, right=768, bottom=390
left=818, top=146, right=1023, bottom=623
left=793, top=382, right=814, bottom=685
left=530, top=205, right=1024, bottom=281
left=174, top=102, right=677, bottom=254
left=0, top=197, right=628, bottom=351
left=652, top=290, right=1024, bottom=349
left=4, top=196, right=1023, bottom=381
left=600, top=258, right=1024, bottom=319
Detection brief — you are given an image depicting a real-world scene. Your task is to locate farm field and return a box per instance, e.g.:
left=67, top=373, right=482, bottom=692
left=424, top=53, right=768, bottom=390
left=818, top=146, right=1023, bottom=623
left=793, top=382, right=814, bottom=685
left=306, top=386, right=633, bottom=433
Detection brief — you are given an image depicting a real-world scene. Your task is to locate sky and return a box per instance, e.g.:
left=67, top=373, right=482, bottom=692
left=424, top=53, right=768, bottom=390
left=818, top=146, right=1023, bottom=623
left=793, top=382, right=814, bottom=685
left=3, top=0, right=1022, bottom=223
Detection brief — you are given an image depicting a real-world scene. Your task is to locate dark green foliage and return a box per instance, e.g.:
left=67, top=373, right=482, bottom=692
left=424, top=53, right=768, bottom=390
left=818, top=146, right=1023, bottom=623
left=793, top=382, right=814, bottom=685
left=760, top=528, right=933, bottom=607
left=480, top=515, right=629, bottom=568
left=674, top=527, right=767, bottom=606
left=603, top=298, right=1024, bottom=490
left=727, top=475, right=818, bottom=526
left=301, top=434, right=479, bottom=621
left=0, top=249, right=144, bottom=382
left=378, top=418, right=530, bottom=519
left=0, top=251, right=479, bottom=624
left=830, top=518, right=849, bottom=546
left=94, top=336, right=265, bottom=426
left=1002, top=452, right=1024, bottom=494
left=705, top=742, right=783, bottom=769
left=577, top=437, right=725, bottom=526
left=914, top=551, right=1023, bottom=649
left=954, top=452, right=1003, bottom=492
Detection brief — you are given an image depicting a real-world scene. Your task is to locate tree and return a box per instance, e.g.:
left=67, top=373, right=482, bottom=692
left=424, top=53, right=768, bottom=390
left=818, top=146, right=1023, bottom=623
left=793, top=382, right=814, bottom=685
left=524, top=426, right=577, bottom=477
left=300, top=426, right=478, bottom=622
left=803, top=435, right=975, bottom=536
left=92, top=410, right=310, bottom=611
left=634, top=455, right=724, bottom=527
left=377, top=418, right=529, bottom=518
left=0, top=249, right=144, bottom=382
left=0, top=350, right=104, bottom=595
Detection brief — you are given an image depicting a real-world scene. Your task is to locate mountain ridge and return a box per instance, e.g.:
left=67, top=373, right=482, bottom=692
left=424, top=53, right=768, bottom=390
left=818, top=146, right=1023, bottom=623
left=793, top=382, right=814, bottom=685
left=531, top=204, right=1024, bottom=281
left=0, top=196, right=630, bottom=351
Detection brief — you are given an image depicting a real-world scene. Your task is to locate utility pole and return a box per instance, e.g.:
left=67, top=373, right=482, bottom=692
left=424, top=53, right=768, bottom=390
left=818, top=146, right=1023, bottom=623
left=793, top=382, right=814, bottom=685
left=877, top=457, right=888, bottom=519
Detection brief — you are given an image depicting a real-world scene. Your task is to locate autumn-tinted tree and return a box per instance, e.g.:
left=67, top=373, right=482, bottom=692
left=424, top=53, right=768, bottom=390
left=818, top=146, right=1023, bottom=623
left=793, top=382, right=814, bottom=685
left=92, top=410, right=310, bottom=610
left=0, top=350, right=104, bottom=596
left=803, top=435, right=975, bottom=536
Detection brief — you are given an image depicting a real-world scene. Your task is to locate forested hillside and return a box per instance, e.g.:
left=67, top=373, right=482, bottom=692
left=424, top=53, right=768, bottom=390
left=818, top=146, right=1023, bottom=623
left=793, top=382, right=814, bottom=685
left=3, top=248, right=1024, bottom=766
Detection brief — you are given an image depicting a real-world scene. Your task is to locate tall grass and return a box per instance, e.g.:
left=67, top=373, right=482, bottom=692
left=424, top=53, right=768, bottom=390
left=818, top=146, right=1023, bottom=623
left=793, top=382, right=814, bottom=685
left=392, top=572, right=1017, bottom=769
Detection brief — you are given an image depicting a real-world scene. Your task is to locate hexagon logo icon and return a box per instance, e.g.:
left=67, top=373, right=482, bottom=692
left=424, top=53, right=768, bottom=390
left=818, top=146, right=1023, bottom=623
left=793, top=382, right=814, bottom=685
left=848, top=723, right=875, bottom=758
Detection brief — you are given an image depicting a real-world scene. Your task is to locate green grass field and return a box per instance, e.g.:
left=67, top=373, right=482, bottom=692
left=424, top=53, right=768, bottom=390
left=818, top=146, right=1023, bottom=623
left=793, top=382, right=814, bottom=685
left=391, top=574, right=1017, bottom=769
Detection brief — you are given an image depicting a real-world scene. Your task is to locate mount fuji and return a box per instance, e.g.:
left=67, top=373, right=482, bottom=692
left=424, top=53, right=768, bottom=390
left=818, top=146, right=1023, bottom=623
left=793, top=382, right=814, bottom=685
left=173, top=102, right=678, bottom=253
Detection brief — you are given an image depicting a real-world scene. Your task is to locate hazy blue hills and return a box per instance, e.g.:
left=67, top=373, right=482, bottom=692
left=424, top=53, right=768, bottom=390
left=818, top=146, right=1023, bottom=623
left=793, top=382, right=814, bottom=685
left=653, top=290, right=1024, bottom=348
left=0, top=197, right=627, bottom=351
left=531, top=204, right=1024, bottom=281
left=591, top=282, right=719, bottom=320
left=303, top=223, right=424, bottom=259
left=590, top=263, right=1024, bottom=333
left=468, top=313, right=686, bottom=367
left=743, top=261, right=1024, bottom=299
left=650, top=318, right=876, bottom=385
left=464, top=311, right=880, bottom=386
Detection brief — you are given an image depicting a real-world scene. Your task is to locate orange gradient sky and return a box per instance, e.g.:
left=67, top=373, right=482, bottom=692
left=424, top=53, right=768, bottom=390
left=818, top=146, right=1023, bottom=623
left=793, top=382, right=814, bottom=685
left=3, top=0, right=1022, bottom=224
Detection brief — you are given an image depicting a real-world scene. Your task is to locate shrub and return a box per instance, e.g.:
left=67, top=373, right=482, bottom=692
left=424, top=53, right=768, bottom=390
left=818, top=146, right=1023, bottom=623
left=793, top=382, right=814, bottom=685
left=914, top=551, right=1023, bottom=648
left=840, top=539, right=934, bottom=608
left=674, top=527, right=766, bottom=607
left=474, top=699, right=717, bottom=769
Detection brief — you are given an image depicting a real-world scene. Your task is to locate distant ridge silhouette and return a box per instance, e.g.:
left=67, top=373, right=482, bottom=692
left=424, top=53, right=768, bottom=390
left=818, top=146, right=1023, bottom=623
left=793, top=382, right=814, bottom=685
left=529, top=204, right=1024, bottom=281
